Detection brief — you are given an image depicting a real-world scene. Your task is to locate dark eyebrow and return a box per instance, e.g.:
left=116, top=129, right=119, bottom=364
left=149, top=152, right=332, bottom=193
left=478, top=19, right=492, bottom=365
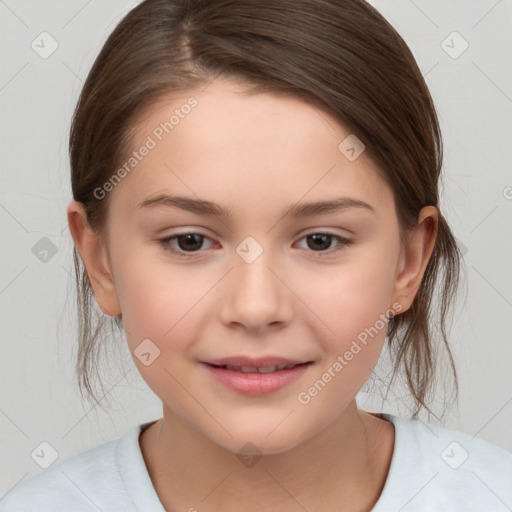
left=137, top=194, right=375, bottom=220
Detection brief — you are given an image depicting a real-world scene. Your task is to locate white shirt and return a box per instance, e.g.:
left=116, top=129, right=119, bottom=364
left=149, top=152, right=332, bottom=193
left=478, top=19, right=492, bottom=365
left=1, top=413, right=511, bottom=511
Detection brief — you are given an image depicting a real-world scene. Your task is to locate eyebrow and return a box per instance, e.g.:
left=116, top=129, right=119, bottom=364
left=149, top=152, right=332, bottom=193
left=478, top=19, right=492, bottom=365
left=137, top=194, right=375, bottom=220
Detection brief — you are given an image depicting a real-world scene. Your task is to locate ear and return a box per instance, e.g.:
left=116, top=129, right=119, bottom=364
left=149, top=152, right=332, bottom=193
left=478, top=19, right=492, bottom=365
left=392, top=206, right=438, bottom=314
left=67, top=200, right=121, bottom=317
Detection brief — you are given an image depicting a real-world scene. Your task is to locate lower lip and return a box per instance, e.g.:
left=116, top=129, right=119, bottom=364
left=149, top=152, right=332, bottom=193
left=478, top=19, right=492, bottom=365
left=201, top=363, right=312, bottom=396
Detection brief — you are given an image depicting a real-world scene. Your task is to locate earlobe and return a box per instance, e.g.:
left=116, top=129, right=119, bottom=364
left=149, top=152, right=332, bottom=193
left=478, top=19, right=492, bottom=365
left=67, top=200, right=121, bottom=317
left=392, top=206, right=438, bottom=314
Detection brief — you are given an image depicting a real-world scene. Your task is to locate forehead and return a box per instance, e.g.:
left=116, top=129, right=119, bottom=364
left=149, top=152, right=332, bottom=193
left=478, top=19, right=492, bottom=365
left=107, top=79, right=392, bottom=220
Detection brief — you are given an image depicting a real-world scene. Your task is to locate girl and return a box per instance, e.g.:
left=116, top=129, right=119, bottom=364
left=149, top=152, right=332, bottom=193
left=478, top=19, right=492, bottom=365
left=2, top=0, right=510, bottom=510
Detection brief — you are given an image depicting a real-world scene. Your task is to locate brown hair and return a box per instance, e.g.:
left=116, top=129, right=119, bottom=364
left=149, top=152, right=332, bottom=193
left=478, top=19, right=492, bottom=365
left=69, top=0, right=461, bottom=419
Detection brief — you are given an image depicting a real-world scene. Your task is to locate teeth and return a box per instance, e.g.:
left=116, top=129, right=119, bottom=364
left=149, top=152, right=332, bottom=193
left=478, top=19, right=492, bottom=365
left=241, top=366, right=260, bottom=373
left=221, top=364, right=298, bottom=373
left=257, top=366, right=278, bottom=373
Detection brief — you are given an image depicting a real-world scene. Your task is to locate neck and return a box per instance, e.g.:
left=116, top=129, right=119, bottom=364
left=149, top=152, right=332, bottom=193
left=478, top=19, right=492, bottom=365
left=139, top=400, right=394, bottom=512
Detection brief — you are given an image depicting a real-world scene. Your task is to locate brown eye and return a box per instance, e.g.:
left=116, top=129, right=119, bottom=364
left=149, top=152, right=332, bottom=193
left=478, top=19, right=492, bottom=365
left=175, top=234, right=205, bottom=251
left=296, top=232, right=353, bottom=256
left=158, top=233, right=214, bottom=254
left=306, top=233, right=334, bottom=251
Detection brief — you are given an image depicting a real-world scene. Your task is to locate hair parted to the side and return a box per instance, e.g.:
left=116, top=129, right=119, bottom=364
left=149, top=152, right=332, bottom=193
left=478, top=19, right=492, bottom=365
left=69, top=0, right=461, bottom=419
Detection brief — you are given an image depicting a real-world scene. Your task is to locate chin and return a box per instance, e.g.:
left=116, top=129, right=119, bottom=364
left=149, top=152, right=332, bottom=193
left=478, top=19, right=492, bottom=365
left=219, top=433, right=305, bottom=457
left=202, top=415, right=316, bottom=457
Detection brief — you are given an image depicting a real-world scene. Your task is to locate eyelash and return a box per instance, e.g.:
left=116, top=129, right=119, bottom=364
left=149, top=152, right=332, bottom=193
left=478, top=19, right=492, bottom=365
left=157, top=231, right=353, bottom=258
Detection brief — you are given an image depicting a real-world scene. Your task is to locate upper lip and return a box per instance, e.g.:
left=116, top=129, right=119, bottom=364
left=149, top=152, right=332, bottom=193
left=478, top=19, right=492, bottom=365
left=202, top=356, right=312, bottom=368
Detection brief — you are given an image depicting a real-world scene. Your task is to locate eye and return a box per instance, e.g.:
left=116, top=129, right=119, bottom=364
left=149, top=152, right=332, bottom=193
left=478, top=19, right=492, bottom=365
left=158, top=233, right=215, bottom=255
left=157, top=231, right=352, bottom=257
left=295, top=232, right=353, bottom=255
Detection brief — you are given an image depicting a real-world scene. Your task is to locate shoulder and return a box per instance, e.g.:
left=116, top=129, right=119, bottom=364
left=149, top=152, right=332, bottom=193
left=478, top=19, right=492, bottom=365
left=373, top=413, right=512, bottom=511
left=0, top=426, right=139, bottom=512
left=395, top=413, right=512, bottom=477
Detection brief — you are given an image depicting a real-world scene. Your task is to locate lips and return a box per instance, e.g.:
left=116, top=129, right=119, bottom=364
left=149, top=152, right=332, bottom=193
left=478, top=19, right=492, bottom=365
left=200, top=356, right=313, bottom=395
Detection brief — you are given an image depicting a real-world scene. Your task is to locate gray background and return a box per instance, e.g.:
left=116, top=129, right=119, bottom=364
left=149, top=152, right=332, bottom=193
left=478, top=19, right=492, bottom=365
left=1, top=0, right=511, bottom=497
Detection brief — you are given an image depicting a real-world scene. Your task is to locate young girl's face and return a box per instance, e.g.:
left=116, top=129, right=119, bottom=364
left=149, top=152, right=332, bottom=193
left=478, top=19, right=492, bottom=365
left=93, top=79, right=417, bottom=454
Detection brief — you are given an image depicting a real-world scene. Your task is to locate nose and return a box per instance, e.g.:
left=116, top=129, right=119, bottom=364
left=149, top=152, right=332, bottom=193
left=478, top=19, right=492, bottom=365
left=218, top=248, right=294, bottom=334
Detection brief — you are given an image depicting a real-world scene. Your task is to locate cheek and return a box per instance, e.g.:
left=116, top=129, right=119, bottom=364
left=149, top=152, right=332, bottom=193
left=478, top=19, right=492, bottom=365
left=111, top=247, right=209, bottom=347
left=111, top=251, right=206, bottom=402
left=294, top=257, right=397, bottom=412
left=299, top=250, right=398, bottom=346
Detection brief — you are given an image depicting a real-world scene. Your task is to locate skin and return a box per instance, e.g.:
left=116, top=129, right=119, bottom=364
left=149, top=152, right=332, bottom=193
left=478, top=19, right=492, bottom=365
left=68, top=78, right=438, bottom=511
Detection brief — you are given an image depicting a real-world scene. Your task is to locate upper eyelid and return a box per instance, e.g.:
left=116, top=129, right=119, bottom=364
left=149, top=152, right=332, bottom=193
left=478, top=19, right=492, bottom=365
left=160, top=228, right=349, bottom=240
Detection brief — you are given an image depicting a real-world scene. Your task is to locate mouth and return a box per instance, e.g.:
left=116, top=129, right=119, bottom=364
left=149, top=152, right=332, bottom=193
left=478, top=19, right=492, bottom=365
left=200, top=359, right=314, bottom=395
left=205, top=362, right=310, bottom=373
